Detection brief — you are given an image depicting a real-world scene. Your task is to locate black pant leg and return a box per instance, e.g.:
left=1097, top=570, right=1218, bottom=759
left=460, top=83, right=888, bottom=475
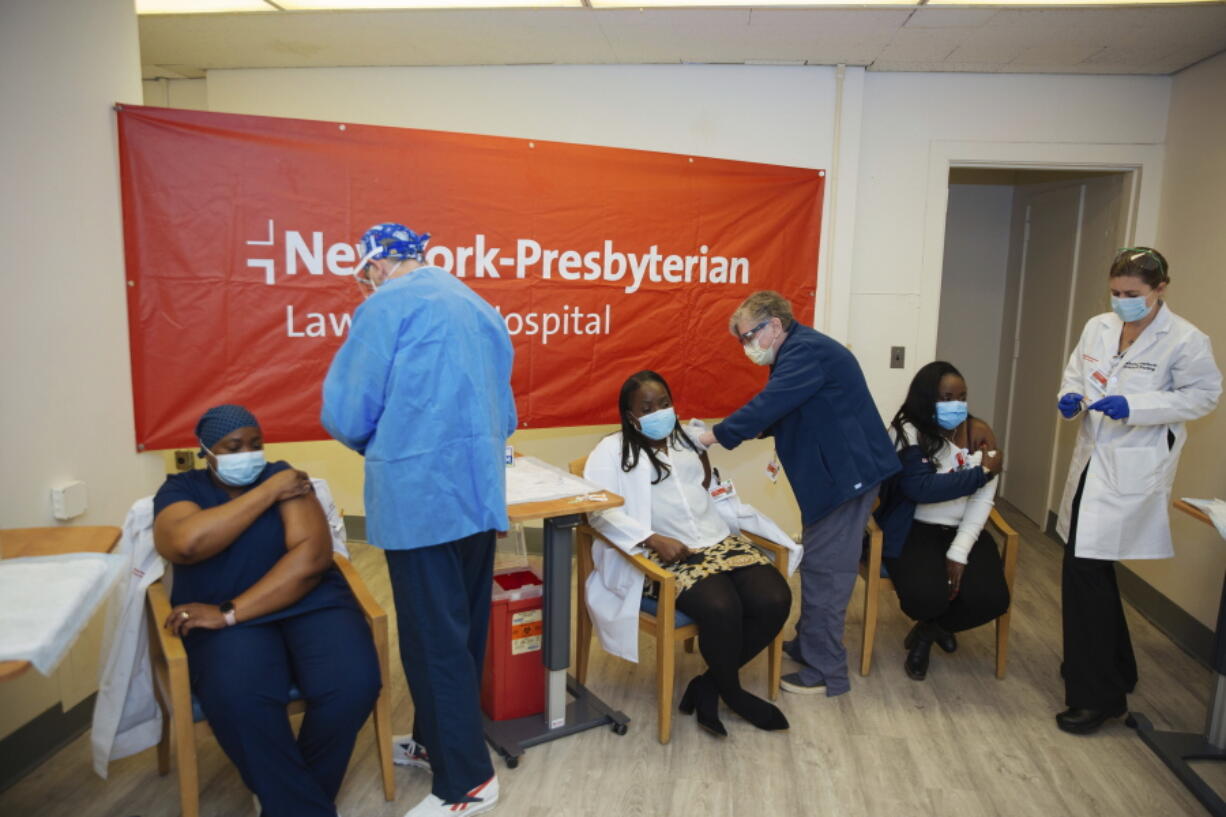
left=884, top=522, right=954, bottom=624
left=938, top=530, right=1011, bottom=634
left=1062, top=466, right=1134, bottom=710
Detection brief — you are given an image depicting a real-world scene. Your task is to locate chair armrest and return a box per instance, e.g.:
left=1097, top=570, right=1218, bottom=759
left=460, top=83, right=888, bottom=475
left=742, top=532, right=791, bottom=576
left=986, top=508, right=1020, bottom=591
left=146, top=580, right=187, bottom=666
left=333, top=553, right=386, bottom=625
left=576, top=523, right=673, bottom=583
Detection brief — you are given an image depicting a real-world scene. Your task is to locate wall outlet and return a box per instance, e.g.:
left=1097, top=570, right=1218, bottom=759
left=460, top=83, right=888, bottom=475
left=890, top=346, right=905, bottom=368
left=174, top=449, right=195, bottom=471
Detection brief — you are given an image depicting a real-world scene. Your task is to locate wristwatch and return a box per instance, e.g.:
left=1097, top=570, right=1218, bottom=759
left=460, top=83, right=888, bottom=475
left=219, top=600, right=237, bottom=627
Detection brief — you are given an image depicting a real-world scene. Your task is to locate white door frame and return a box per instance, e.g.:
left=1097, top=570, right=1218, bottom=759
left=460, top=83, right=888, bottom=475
left=919, top=140, right=1164, bottom=367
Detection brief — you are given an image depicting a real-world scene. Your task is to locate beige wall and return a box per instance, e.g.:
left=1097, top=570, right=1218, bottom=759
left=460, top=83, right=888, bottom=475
left=0, top=8, right=1210, bottom=751
left=1125, top=52, right=1226, bottom=629
left=0, top=0, right=163, bottom=740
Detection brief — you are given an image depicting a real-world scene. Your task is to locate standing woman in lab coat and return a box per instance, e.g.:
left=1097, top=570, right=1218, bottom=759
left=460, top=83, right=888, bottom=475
left=1055, top=247, right=1221, bottom=734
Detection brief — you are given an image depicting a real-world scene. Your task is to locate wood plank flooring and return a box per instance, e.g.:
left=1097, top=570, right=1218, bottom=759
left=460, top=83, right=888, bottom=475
left=0, top=503, right=1216, bottom=816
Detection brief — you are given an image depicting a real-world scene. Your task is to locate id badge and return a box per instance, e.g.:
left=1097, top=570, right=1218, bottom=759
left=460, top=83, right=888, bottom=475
left=709, top=479, right=736, bottom=502
left=1086, top=369, right=1109, bottom=398
left=765, top=453, right=781, bottom=484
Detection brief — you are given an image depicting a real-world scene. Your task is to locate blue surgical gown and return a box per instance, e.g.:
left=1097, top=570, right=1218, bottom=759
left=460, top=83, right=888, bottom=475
left=321, top=267, right=517, bottom=551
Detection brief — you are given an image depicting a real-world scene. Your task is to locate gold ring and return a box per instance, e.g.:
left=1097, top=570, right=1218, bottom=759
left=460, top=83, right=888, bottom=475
left=180, top=610, right=190, bottom=619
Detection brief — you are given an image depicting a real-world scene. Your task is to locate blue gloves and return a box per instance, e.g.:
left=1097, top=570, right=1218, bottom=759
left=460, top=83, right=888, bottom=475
left=1088, top=395, right=1130, bottom=420
left=1058, top=393, right=1083, bottom=419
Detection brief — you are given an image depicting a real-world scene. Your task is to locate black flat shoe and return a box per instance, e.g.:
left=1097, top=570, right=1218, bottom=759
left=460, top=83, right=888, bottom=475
left=681, top=675, right=727, bottom=737
left=932, top=625, right=957, bottom=654
left=905, top=628, right=933, bottom=681
left=1056, top=706, right=1128, bottom=734
left=722, top=689, right=789, bottom=731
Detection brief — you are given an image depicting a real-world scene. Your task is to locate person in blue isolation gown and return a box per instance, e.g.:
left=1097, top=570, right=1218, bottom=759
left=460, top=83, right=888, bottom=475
left=321, top=223, right=516, bottom=817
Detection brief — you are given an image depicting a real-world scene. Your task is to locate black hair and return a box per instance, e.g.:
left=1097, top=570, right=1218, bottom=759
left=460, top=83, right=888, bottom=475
left=1110, top=246, right=1169, bottom=289
left=617, top=370, right=697, bottom=484
left=889, top=361, right=970, bottom=461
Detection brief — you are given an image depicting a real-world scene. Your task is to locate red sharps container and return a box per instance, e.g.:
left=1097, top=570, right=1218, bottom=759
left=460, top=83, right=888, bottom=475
left=480, top=568, right=545, bottom=721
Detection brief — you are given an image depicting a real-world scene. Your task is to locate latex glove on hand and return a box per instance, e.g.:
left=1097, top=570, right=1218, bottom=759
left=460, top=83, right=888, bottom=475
left=686, top=418, right=710, bottom=451
left=1088, top=395, right=1130, bottom=421
left=1058, top=393, right=1084, bottom=419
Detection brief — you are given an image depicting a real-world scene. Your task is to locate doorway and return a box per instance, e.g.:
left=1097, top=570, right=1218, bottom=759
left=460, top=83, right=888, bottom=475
left=936, top=167, right=1133, bottom=530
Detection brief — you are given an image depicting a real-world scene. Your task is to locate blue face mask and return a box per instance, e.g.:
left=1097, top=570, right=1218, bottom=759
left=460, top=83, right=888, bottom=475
left=637, top=407, right=677, bottom=441
left=1111, top=295, right=1152, bottom=323
left=935, top=401, right=968, bottom=431
left=203, top=441, right=266, bottom=487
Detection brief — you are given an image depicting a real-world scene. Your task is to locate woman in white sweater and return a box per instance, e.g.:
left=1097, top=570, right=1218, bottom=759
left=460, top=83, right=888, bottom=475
left=583, top=371, right=792, bottom=736
left=873, top=362, right=1008, bottom=681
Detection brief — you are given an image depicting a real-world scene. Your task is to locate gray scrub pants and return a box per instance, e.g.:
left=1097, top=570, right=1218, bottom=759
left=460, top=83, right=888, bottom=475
left=789, top=486, right=879, bottom=696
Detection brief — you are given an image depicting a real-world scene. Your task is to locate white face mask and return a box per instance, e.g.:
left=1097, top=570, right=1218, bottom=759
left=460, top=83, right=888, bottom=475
left=742, top=327, right=777, bottom=366
left=201, top=443, right=266, bottom=487
left=356, top=259, right=403, bottom=300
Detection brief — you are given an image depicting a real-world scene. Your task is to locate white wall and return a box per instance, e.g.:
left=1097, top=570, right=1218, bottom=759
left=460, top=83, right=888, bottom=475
left=851, top=72, right=1171, bottom=421
left=1129, top=52, right=1226, bottom=629
left=936, top=184, right=1013, bottom=430
left=141, top=77, right=208, bottom=110
left=0, top=0, right=162, bottom=740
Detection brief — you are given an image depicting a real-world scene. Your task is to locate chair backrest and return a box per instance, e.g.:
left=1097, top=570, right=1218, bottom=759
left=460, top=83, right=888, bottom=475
left=568, top=457, right=587, bottom=478
left=567, top=457, right=594, bottom=583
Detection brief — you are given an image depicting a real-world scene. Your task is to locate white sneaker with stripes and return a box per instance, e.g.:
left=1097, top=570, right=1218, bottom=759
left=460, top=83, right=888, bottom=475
left=392, top=735, right=432, bottom=770
left=403, top=775, right=498, bottom=816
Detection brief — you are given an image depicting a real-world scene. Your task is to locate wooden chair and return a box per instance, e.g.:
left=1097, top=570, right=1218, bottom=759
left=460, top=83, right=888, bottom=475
left=568, top=457, right=789, bottom=744
left=858, top=506, right=1019, bottom=678
left=146, top=552, right=395, bottom=817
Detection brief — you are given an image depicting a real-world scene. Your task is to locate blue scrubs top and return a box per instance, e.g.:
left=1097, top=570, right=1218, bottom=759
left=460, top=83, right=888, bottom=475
left=152, top=462, right=356, bottom=628
left=321, top=266, right=517, bottom=551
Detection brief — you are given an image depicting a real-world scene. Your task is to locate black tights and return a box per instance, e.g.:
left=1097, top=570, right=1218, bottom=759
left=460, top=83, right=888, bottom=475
left=675, top=564, right=792, bottom=700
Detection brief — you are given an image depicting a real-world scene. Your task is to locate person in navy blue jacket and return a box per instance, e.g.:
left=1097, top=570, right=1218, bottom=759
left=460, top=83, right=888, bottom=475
left=698, top=291, right=899, bottom=696
left=873, top=362, right=1009, bottom=680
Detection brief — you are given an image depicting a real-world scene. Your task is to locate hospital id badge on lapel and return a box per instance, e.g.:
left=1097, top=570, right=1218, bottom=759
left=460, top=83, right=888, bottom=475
left=765, top=453, right=781, bottom=483
left=709, top=480, right=736, bottom=502
left=1086, top=369, right=1109, bottom=399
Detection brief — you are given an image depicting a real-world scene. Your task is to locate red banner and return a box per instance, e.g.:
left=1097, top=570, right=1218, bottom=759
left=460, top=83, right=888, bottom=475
left=117, top=105, right=823, bottom=450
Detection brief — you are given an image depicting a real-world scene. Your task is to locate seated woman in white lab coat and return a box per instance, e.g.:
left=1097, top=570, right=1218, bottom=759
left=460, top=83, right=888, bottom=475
left=583, top=371, right=792, bottom=736
left=873, top=362, right=1009, bottom=682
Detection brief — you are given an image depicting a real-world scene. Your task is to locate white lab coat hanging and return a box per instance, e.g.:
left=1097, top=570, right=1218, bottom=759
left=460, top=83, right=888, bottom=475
left=1055, top=305, right=1221, bottom=561
left=582, top=432, right=800, bottom=663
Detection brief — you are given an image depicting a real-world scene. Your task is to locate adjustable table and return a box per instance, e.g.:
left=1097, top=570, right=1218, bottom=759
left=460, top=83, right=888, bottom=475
left=482, top=475, right=630, bottom=768
left=1128, top=499, right=1226, bottom=815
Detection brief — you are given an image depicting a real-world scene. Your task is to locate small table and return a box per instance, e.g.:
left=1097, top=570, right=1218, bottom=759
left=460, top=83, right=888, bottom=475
left=0, top=526, right=122, bottom=681
left=482, top=484, right=630, bottom=768
left=1129, top=500, right=1226, bottom=816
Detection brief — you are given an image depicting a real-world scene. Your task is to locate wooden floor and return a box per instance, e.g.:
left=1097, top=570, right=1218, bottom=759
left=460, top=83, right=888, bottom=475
left=2, top=503, right=1218, bottom=817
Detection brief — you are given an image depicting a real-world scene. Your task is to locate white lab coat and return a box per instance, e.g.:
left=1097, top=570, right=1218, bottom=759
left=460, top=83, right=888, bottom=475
left=91, top=479, right=349, bottom=777
left=91, top=497, right=164, bottom=777
left=1055, top=305, right=1221, bottom=560
left=582, top=432, right=801, bottom=663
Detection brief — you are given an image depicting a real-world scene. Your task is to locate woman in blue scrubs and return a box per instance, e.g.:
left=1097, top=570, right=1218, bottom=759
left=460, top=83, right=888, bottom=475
left=153, top=404, right=379, bottom=817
